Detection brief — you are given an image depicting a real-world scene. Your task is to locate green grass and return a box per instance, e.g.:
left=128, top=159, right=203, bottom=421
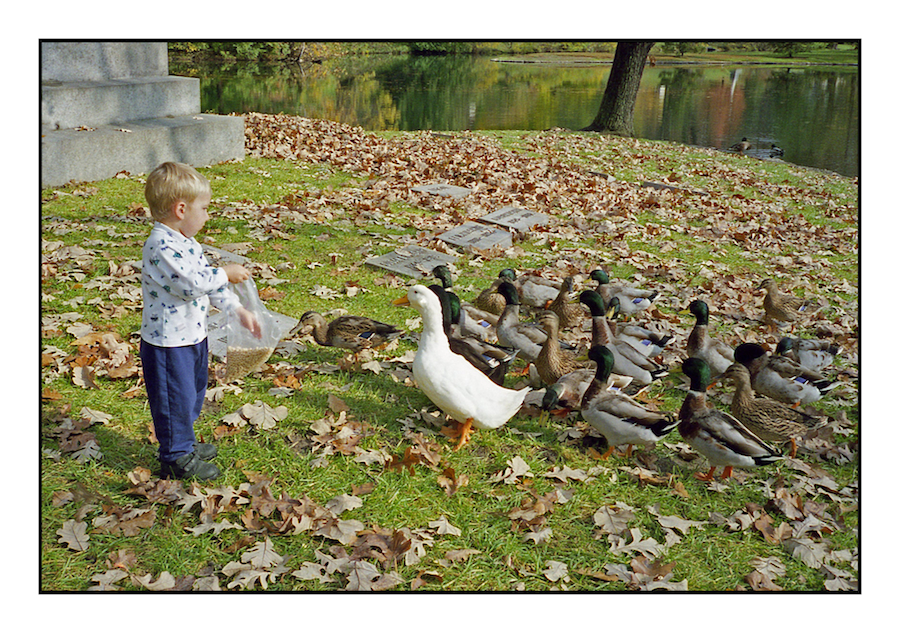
left=40, top=125, right=858, bottom=593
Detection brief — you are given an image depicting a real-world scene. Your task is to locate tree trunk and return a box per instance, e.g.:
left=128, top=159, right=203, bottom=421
left=583, top=41, right=654, bottom=137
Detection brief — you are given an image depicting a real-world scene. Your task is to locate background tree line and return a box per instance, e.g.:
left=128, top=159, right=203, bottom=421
left=168, top=41, right=858, bottom=63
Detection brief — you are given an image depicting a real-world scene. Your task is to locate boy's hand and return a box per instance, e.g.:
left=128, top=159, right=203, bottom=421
left=236, top=307, right=262, bottom=339
left=223, top=264, right=251, bottom=284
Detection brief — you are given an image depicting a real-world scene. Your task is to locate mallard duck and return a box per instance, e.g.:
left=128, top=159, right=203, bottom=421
left=769, top=144, right=784, bottom=158
left=678, top=357, right=781, bottom=481
left=428, top=285, right=516, bottom=386
left=431, top=265, right=498, bottom=341
left=298, top=310, right=401, bottom=353
left=534, top=311, right=584, bottom=385
left=581, top=346, right=678, bottom=459
left=547, top=276, right=583, bottom=331
left=579, top=290, right=667, bottom=386
left=607, top=297, right=673, bottom=359
left=499, top=268, right=560, bottom=309
left=719, top=363, right=826, bottom=457
left=733, top=342, right=825, bottom=406
left=393, top=285, right=531, bottom=449
left=472, top=278, right=506, bottom=315
left=729, top=137, right=751, bottom=153
left=589, top=269, right=657, bottom=317
left=541, top=367, right=633, bottom=416
left=775, top=336, right=840, bottom=373
left=758, top=278, right=815, bottom=332
left=682, top=299, right=735, bottom=375
left=495, top=281, right=549, bottom=361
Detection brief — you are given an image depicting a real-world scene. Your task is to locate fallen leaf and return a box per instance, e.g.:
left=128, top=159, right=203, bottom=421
left=325, top=494, right=364, bottom=515
left=57, top=519, right=90, bottom=551
left=428, top=515, right=462, bottom=536
left=593, top=502, right=636, bottom=536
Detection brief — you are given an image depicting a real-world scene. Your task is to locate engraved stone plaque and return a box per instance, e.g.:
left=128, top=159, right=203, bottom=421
left=411, top=183, right=473, bottom=198
left=438, top=222, right=512, bottom=250
left=365, top=245, right=458, bottom=279
left=480, top=206, right=549, bottom=231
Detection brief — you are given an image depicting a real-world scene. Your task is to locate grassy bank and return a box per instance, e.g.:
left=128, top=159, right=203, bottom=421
left=40, top=117, right=858, bottom=593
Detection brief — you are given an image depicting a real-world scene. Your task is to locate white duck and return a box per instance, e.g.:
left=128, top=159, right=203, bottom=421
left=393, top=285, right=531, bottom=449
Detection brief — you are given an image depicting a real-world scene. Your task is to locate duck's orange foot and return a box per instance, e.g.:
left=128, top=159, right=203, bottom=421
left=788, top=438, right=798, bottom=458
left=598, top=444, right=616, bottom=460
left=694, top=467, right=717, bottom=482
left=453, top=419, right=475, bottom=451
left=720, top=466, right=734, bottom=479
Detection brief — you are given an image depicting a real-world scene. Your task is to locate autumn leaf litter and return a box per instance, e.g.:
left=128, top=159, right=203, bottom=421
left=43, top=113, right=858, bottom=592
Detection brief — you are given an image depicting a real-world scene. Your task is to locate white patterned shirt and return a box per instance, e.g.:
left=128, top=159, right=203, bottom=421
left=140, top=222, right=239, bottom=347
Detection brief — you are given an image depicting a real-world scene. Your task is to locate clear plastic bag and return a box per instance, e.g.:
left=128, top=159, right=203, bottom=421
left=222, top=279, right=281, bottom=382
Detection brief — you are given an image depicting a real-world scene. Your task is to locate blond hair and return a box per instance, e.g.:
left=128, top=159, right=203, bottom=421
left=144, top=162, right=211, bottom=221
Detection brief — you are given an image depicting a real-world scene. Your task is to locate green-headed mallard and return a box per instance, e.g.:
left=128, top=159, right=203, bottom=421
left=683, top=299, right=735, bottom=375
left=431, top=265, right=498, bottom=341
left=541, top=367, right=633, bottom=417
left=428, top=285, right=516, bottom=386
left=719, top=363, right=826, bottom=457
left=548, top=276, right=583, bottom=331
left=733, top=342, right=827, bottom=406
left=589, top=269, right=657, bottom=317
left=534, top=311, right=584, bottom=385
left=299, top=310, right=401, bottom=353
left=729, top=137, right=751, bottom=152
left=775, top=336, right=840, bottom=374
left=499, top=268, right=560, bottom=309
left=581, top=345, right=677, bottom=459
left=579, top=290, right=667, bottom=386
left=393, top=285, right=531, bottom=449
left=607, top=296, right=673, bottom=359
left=495, top=281, right=548, bottom=361
left=678, top=357, right=781, bottom=481
left=769, top=144, right=784, bottom=158
left=758, top=278, right=815, bottom=332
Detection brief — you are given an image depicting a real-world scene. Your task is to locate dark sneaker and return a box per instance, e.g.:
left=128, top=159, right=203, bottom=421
left=194, top=442, right=218, bottom=460
left=160, top=451, right=221, bottom=481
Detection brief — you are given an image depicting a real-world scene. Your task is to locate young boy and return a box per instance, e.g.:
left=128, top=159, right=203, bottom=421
left=140, top=162, right=261, bottom=480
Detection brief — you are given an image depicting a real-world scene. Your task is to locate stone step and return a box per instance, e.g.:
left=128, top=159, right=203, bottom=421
left=41, top=114, right=245, bottom=188
left=42, top=75, right=200, bottom=129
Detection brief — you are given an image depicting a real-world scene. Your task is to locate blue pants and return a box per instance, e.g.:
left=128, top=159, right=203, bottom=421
left=140, top=338, right=208, bottom=463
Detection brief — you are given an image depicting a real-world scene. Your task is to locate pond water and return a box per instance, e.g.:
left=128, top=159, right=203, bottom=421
left=173, top=55, right=859, bottom=177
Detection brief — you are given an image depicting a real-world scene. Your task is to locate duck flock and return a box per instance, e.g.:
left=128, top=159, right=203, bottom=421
left=297, top=264, right=844, bottom=483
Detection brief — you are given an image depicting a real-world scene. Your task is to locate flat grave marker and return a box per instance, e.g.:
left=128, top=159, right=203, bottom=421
left=411, top=183, right=473, bottom=199
left=365, top=245, right=458, bottom=279
left=480, top=206, right=549, bottom=231
left=438, top=221, right=513, bottom=250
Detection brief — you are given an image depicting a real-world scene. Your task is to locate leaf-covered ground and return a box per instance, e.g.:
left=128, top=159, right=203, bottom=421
left=40, top=113, right=858, bottom=595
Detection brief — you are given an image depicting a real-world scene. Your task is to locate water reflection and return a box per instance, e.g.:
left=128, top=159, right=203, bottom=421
left=174, top=55, right=858, bottom=176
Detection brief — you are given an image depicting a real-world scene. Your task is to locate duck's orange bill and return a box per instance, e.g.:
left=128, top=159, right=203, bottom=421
left=392, top=295, right=410, bottom=306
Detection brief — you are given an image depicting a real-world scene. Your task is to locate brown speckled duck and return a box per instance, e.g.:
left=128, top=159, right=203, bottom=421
left=547, top=276, right=583, bottom=331
left=534, top=311, right=584, bottom=385
left=719, top=363, right=826, bottom=457
left=758, top=278, right=815, bottom=332
left=299, top=311, right=401, bottom=354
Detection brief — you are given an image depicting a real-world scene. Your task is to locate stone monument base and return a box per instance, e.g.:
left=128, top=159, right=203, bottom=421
left=41, top=113, right=244, bottom=187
